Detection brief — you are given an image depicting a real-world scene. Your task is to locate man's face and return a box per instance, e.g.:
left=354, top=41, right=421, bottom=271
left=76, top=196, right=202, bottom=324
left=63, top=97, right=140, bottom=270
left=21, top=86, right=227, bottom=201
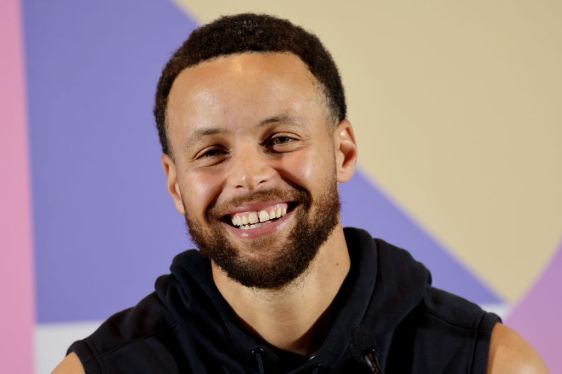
left=164, top=52, right=355, bottom=288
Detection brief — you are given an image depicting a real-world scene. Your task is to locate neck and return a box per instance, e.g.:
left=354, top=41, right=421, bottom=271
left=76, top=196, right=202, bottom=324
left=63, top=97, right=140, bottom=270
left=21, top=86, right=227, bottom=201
left=212, top=225, right=350, bottom=356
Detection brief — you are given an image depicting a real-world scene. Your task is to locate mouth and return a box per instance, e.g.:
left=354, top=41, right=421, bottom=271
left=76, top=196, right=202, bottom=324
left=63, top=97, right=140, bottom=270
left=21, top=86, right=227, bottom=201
left=221, top=201, right=298, bottom=232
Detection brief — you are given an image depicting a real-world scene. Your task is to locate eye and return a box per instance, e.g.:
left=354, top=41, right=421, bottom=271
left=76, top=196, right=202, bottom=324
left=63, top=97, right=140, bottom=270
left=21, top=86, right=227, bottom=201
left=270, top=136, right=294, bottom=145
left=264, top=134, right=299, bottom=152
left=195, top=146, right=227, bottom=160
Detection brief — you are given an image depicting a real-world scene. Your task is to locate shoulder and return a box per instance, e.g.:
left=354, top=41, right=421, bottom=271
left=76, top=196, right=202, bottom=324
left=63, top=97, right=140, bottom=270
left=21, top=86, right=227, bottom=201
left=61, top=291, right=180, bottom=372
left=487, top=323, right=549, bottom=374
left=52, top=353, right=84, bottom=374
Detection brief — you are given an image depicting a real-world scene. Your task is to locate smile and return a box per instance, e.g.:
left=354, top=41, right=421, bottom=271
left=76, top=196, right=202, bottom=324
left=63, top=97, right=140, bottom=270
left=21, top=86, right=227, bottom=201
left=221, top=201, right=297, bottom=239
left=230, top=203, right=288, bottom=230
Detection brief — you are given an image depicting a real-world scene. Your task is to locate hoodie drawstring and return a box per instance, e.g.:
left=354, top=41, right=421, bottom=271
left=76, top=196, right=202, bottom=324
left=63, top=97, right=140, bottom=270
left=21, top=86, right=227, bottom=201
left=252, top=347, right=265, bottom=374
left=362, top=348, right=382, bottom=374
left=350, top=327, right=382, bottom=373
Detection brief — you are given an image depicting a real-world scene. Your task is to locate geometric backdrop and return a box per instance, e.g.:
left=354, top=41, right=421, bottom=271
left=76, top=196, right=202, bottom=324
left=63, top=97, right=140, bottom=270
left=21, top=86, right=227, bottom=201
left=1, top=0, right=560, bottom=372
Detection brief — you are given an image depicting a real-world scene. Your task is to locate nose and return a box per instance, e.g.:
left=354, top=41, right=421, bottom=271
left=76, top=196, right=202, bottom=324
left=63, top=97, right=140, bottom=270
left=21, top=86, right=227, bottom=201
left=226, top=145, right=275, bottom=192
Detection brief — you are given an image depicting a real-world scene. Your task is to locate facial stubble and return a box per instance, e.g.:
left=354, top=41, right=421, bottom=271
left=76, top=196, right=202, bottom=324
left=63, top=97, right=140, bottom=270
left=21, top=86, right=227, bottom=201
left=183, top=182, right=341, bottom=289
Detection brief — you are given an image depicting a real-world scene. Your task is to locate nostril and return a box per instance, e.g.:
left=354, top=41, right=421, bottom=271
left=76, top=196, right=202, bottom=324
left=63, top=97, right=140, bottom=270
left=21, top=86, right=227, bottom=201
left=227, top=153, right=276, bottom=191
left=232, top=171, right=273, bottom=190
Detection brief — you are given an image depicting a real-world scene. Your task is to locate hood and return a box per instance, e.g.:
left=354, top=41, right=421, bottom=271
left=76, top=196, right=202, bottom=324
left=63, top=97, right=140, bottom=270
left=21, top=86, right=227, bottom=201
left=158, top=227, right=430, bottom=373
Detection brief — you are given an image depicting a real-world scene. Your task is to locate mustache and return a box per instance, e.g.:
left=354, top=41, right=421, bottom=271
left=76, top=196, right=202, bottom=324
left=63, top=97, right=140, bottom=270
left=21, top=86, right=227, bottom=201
left=208, top=188, right=310, bottom=218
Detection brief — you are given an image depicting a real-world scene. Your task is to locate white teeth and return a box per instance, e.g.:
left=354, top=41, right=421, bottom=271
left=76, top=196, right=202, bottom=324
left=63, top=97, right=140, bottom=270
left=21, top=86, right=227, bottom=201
left=230, top=203, right=289, bottom=228
left=248, top=212, right=258, bottom=224
left=259, top=210, right=270, bottom=223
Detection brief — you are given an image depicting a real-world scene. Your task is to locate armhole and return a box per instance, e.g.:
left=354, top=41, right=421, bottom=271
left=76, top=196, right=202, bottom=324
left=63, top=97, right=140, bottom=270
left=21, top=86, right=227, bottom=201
left=67, top=340, right=103, bottom=373
left=471, top=312, right=501, bottom=374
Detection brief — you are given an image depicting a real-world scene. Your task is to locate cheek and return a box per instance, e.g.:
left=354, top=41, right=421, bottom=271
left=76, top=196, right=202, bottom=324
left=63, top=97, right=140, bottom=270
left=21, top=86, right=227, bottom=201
left=277, top=148, right=335, bottom=189
left=179, top=170, right=224, bottom=217
left=297, top=155, right=319, bottom=181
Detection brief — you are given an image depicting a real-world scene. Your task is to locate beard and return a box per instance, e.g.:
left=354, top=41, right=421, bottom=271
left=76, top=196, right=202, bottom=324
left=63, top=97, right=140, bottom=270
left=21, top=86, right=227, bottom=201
left=183, top=180, right=341, bottom=289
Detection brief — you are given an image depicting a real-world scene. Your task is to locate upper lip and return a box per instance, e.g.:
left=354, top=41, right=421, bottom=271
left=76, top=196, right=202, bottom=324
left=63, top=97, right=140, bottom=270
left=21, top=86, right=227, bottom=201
left=222, top=200, right=291, bottom=216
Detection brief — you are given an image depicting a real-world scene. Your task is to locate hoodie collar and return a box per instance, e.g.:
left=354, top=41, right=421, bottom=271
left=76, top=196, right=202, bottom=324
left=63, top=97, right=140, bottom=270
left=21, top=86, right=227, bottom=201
left=169, top=227, right=430, bottom=372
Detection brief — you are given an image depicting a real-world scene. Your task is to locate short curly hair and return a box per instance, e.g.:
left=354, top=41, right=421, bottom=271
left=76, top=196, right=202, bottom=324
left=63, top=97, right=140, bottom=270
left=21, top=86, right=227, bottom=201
left=154, top=13, right=347, bottom=156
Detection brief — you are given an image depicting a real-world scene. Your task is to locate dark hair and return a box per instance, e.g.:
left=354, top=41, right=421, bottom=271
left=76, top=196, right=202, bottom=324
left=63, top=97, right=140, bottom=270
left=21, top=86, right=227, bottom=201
left=154, top=13, right=346, bottom=156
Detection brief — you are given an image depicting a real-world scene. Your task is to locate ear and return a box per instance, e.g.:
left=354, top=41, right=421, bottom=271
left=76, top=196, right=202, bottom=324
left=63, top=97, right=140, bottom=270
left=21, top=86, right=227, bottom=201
left=161, top=154, right=186, bottom=215
left=333, top=119, right=358, bottom=183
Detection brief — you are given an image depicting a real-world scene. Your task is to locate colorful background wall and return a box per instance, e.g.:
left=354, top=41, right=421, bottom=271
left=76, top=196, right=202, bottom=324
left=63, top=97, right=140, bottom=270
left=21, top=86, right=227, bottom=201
left=2, top=0, right=561, bottom=372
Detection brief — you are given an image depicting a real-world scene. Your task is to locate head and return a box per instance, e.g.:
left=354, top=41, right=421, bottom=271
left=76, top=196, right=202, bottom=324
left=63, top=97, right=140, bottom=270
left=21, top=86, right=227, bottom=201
left=154, top=13, right=346, bottom=157
left=155, top=14, right=357, bottom=289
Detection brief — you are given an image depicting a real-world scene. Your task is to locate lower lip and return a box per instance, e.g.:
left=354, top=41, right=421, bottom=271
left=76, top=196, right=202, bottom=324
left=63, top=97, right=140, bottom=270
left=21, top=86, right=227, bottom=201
left=223, top=208, right=295, bottom=240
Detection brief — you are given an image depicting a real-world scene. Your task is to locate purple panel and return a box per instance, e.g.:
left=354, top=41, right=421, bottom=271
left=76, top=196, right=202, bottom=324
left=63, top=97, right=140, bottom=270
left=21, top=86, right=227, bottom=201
left=24, top=0, right=197, bottom=322
left=340, top=171, right=500, bottom=303
left=507, top=243, right=562, bottom=372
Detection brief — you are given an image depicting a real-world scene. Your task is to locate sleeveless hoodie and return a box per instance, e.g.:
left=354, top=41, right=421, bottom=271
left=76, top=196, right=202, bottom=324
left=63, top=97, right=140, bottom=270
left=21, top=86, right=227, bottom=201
left=68, top=227, right=500, bottom=373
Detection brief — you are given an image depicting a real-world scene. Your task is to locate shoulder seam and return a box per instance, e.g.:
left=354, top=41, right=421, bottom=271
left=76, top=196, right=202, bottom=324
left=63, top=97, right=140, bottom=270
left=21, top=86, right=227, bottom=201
left=423, top=309, right=491, bottom=333
left=93, top=320, right=183, bottom=362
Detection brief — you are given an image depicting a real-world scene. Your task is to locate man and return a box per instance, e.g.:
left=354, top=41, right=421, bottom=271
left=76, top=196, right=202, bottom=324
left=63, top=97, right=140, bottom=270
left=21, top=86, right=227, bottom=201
left=54, top=13, right=547, bottom=373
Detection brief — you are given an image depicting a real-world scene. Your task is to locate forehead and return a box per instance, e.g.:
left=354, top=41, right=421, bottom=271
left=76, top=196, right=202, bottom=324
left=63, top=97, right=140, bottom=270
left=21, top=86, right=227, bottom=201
left=169, top=52, right=320, bottom=99
left=165, top=52, right=330, bottom=137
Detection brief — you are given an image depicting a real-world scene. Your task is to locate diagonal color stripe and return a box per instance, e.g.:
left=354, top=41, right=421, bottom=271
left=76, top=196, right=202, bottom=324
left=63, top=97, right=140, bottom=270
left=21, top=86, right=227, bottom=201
left=506, top=242, right=562, bottom=372
left=0, top=0, right=35, bottom=372
left=340, top=171, right=501, bottom=304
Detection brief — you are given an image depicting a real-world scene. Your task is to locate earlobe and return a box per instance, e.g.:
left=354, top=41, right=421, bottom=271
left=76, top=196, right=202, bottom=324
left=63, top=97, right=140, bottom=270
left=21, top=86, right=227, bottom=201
left=161, top=154, right=186, bottom=215
left=334, top=119, right=358, bottom=183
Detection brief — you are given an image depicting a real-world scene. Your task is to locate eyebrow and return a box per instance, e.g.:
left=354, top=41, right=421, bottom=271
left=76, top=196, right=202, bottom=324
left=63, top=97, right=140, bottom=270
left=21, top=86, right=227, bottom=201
left=183, top=113, right=304, bottom=153
left=183, top=127, right=227, bottom=154
left=258, top=113, right=304, bottom=127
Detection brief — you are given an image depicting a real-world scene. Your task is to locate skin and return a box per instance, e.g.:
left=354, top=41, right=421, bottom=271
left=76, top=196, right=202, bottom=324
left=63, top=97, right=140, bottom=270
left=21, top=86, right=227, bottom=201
left=164, top=52, right=356, bottom=354
left=53, top=52, right=548, bottom=373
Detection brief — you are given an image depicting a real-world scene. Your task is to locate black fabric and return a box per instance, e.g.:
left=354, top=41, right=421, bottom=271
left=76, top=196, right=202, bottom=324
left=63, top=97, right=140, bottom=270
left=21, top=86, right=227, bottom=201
left=68, top=227, right=500, bottom=373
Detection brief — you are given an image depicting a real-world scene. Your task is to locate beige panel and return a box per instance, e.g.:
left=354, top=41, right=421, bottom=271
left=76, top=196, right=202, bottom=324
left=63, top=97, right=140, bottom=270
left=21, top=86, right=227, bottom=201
left=174, top=0, right=562, bottom=303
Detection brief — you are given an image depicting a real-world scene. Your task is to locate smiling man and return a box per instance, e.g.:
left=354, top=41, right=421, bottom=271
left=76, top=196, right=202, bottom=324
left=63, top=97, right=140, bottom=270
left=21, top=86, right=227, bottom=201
left=54, top=14, right=547, bottom=374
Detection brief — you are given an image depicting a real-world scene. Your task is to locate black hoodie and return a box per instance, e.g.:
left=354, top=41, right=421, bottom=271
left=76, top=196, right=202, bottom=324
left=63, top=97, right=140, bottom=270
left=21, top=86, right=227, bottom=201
left=68, top=227, right=500, bottom=373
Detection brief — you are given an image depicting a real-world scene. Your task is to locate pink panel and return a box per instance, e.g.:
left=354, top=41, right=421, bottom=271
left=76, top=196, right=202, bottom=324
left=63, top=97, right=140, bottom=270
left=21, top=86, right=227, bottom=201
left=507, top=243, right=562, bottom=372
left=0, top=0, right=36, bottom=373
